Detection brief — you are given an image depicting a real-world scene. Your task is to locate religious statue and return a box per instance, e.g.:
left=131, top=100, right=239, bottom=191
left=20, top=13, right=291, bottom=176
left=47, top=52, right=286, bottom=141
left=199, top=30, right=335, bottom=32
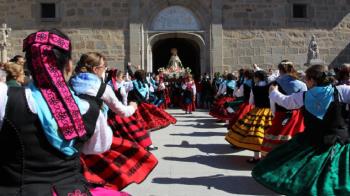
left=167, top=48, right=183, bottom=72
left=305, top=35, right=321, bottom=66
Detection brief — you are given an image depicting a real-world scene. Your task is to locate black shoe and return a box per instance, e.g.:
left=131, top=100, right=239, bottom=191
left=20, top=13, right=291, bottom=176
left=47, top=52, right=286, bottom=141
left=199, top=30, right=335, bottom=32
left=147, top=146, right=158, bottom=151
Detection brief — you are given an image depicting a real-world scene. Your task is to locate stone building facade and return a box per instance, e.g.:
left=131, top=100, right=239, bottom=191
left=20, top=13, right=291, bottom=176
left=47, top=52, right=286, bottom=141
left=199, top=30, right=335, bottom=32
left=2, top=0, right=350, bottom=75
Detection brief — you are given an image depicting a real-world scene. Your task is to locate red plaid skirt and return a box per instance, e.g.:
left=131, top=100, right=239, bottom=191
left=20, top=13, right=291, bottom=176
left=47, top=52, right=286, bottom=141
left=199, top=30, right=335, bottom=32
left=108, top=112, right=152, bottom=148
left=81, top=137, right=158, bottom=191
left=260, top=109, right=305, bottom=155
left=133, top=102, right=176, bottom=131
left=209, top=96, right=236, bottom=120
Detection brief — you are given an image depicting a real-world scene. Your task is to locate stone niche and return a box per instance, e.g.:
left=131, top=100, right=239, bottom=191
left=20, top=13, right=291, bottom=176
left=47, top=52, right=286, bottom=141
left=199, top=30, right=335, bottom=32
left=151, top=6, right=201, bottom=31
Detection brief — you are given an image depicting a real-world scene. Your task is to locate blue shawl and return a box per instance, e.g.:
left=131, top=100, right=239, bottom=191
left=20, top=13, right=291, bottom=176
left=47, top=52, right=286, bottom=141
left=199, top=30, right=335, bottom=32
left=29, top=83, right=88, bottom=156
left=305, top=85, right=334, bottom=120
left=132, top=80, right=149, bottom=98
left=226, top=80, right=236, bottom=90
left=70, top=73, right=109, bottom=115
left=244, top=79, right=253, bottom=88
left=277, top=75, right=307, bottom=95
left=70, top=73, right=101, bottom=96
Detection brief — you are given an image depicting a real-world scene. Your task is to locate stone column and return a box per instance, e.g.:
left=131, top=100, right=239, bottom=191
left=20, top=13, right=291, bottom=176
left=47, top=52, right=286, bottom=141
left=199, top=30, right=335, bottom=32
left=0, top=44, right=7, bottom=63
left=0, top=23, right=11, bottom=63
left=129, top=0, right=142, bottom=69
left=210, top=0, right=223, bottom=75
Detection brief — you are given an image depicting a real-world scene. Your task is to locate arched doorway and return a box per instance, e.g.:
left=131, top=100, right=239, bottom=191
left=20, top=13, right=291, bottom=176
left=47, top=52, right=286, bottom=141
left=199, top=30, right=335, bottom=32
left=152, top=38, right=200, bottom=77
left=143, top=5, right=209, bottom=76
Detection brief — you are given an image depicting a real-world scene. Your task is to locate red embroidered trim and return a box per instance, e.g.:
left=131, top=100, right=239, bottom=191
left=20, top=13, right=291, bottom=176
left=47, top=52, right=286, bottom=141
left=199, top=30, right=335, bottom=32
left=23, top=31, right=70, bottom=52
left=23, top=31, right=86, bottom=140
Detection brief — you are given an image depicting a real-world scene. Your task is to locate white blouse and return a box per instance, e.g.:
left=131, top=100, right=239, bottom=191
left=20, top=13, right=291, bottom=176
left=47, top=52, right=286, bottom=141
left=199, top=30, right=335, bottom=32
left=216, top=82, right=226, bottom=96
left=114, top=81, right=128, bottom=106
left=233, top=85, right=244, bottom=97
left=269, top=84, right=350, bottom=110
left=182, top=82, right=197, bottom=96
left=86, top=85, right=135, bottom=117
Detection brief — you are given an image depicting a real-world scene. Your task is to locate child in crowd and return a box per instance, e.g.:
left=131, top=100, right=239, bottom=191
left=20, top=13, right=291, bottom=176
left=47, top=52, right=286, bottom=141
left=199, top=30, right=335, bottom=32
left=182, top=74, right=196, bottom=114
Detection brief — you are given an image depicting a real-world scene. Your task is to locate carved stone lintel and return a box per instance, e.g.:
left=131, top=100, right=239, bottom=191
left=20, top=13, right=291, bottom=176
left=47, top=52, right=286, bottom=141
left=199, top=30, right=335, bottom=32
left=151, top=6, right=200, bottom=31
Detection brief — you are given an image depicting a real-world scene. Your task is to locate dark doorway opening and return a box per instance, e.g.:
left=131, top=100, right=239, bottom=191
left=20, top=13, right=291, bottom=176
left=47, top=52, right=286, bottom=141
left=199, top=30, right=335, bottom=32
left=152, top=38, right=200, bottom=77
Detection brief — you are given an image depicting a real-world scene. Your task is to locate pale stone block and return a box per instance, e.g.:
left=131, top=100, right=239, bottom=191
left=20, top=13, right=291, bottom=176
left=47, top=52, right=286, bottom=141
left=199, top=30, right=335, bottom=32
left=252, top=39, right=265, bottom=47
left=239, top=56, right=252, bottom=65
left=252, top=56, right=265, bottom=64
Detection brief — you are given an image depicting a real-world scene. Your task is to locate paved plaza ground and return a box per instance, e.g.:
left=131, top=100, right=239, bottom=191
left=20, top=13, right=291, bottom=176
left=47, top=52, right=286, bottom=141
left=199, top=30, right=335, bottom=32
left=125, top=109, right=278, bottom=196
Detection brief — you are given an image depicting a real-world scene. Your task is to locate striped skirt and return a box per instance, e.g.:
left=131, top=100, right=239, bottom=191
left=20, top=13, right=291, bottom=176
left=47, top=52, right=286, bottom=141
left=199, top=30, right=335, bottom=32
left=226, top=107, right=273, bottom=151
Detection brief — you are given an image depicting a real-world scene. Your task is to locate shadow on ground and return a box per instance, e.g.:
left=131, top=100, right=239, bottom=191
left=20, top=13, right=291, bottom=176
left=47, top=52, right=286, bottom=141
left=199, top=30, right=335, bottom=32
left=172, top=115, right=214, bottom=119
left=164, top=140, right=241, bottom=154
left=175, top=119, right=223, bottom=129
left=170, top=131, right=226, bottom=137
left=152, top=174, right=277, bottom=195
left=163, top=154, right=253, bottom=171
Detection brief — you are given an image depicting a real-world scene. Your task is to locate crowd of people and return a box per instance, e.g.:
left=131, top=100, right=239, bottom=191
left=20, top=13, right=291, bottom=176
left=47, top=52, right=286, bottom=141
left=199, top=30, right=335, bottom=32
left=1, top=28, right=350, bottom=195
left=0, top=29, right=179, bottom=196
left=209, top=60, right=350, bottom=194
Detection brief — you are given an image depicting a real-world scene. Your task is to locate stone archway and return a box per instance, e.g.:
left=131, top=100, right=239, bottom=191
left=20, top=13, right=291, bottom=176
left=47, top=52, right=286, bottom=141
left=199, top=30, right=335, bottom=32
left=152, top=38, right=200, bottom=76
left=146, top=32, right=208, bottom=76
left=144, top=5, right=209, bottom=76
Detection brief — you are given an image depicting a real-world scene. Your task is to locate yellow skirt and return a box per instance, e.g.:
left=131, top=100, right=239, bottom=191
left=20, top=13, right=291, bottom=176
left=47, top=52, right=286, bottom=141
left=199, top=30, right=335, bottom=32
left=225, top=107, right=273, bottom=151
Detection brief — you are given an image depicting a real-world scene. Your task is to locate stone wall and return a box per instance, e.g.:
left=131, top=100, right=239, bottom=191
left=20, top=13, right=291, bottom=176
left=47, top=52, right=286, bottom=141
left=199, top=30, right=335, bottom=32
left=1, top=0, right=350, bottom=73
left=2, top=0, right=129, bottom=69
left=222, top=0, right=350, bottom=71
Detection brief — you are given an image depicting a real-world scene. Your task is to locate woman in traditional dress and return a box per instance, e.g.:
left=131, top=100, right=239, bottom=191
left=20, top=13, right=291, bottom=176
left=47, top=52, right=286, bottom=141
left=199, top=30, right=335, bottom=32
left=151, top=74, right=165, bottom=108
left=0, top=29, right=128, bottom=195
left=169, top=76, right=183, bottom=108
left=223, top=69, right=247, bottom=116
left=106, top=69, right=153, bottom=149
left=225, top=70, right=273, bottom=163
left=260, top=60, right=307, bottom=156
left=226, top=69, right=255, bottom=129
left=209, top=73, right=237, bottom=120
left=128, top=69, right=176, bottom=131
left=252, top=64, right=350, bottom=195
left=156, top=73, right=171, bottom=109
left=212, top=72, right=223, bottom=94
left=71, top=52, right=158, bottom=191
left=182, top=74, right=196, bottom=114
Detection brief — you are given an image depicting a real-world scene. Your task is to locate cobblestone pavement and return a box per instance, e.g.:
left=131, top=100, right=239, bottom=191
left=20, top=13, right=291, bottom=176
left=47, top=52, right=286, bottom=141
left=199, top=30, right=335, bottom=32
left=125, top=109, right=278, bottom=196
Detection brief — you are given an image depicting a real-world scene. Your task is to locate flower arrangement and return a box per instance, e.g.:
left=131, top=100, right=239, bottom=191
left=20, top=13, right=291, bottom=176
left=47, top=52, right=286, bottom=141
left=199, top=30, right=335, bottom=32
left=157, top=67, right=165, bottom=73
left=185, top=67, right=192, bottom=73
left=157, top=65, right=192, bottom=79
